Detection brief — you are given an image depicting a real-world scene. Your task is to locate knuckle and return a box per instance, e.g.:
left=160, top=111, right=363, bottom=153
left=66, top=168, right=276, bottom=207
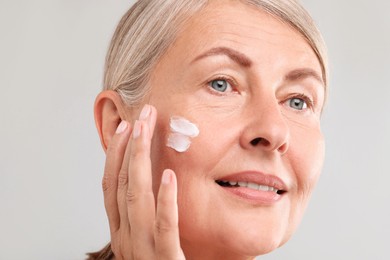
left=157, top=196, right=170, bottom=207
left=130, top=143, right=149, bottom=161
left=126, top=190, right=137, bottom=205
left=106, top=139, right=121, bottom=155
left=126, top=190, right=154, bottom=205
left=102, top=174, right=117, bottom=192
left=154, top=219, right=177, bottom=236
left=117, top=169, right=128, bottom=188
left=129, top=149, right=144, bottom=161
left=106, top=145, right=115, bottom=157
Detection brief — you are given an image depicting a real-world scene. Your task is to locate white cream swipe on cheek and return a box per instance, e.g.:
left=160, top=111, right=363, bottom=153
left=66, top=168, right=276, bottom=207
left=167, top=116, right=199, bottom=153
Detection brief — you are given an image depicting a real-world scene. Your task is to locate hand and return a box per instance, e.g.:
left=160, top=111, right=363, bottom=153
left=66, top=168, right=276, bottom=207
left=102, top=104, right=185, bottom=260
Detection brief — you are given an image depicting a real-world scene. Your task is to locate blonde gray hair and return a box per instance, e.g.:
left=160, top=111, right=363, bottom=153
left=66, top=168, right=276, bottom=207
left=103, top=0, right=328, bottom=106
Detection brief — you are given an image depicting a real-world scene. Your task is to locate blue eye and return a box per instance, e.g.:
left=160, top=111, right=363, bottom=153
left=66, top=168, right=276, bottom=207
left=210, top=79, right=230, bottom=92
left=289, top=98, right=307, bottom=110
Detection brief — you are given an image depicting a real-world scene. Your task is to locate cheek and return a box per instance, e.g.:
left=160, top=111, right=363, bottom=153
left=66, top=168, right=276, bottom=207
left=301, top=132, right=325, bottom=186
left=151, top=112, right=238, bottom=173
left=278, top=129, right=324, bottom=244
left=288, top=127, right=325, bottom=203
left=291, top=117, right=324, bottom=172
left=149, top=114, right=209, bottom=189
left=149, top=113, right=240, bottom=206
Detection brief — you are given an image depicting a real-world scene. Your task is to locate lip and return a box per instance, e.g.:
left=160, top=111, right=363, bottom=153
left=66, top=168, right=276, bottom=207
left=215, top=171, right=288, bottom=205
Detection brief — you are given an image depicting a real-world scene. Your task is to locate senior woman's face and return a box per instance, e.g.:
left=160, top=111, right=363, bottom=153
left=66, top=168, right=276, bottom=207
left=144, top=1, right=325, bottom=258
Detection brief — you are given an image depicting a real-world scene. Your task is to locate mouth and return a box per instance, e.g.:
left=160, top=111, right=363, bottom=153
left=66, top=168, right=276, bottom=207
left=214, top=172, right=288, bottom=204
left=215, top=180, right=286, bottom=195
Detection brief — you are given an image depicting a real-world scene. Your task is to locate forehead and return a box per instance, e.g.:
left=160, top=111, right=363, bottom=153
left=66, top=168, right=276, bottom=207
left=161, top=0, right=322, bottom=76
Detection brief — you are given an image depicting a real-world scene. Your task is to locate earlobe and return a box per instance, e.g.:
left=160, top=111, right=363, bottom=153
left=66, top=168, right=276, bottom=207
left=94, top=90, right=128, bottom=152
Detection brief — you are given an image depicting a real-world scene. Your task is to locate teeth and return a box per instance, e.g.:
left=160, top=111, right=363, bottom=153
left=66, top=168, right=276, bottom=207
left=258, top=185, right=268, bottom=191
left=247, top=182, right=259, bottom=190
left=220, top=180, right=279, bottom=193
left=238, top=181, right=247, bottom=187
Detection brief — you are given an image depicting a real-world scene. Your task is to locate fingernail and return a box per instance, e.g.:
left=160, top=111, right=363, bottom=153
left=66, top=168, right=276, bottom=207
left=133, top=120, right=141, bottom=139
left=115, top=120, right=127, bottom=134
left=162, top=170, right=172, bottom=185
left=139, top=104, right=151, bottom=120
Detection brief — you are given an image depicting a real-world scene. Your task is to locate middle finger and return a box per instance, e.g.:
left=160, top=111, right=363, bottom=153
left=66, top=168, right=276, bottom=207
left=127, top=104, right=157, bottom=257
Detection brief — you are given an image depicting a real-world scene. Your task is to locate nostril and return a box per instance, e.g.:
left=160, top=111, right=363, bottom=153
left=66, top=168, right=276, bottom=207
left=277, top=143, right=289, bottom=155
left=250, top=138, right=261, bottom=146
left=250, top=137, right=270, bottom=146
left=251, top=138, right=262, bottom=146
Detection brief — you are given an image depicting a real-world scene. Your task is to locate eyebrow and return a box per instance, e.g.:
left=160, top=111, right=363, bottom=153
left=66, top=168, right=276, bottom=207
left=192, top=47, right=324, bottom=85
left=191, top=47, right=252, bottom=67
left=284, top=68, right=324, bottom=85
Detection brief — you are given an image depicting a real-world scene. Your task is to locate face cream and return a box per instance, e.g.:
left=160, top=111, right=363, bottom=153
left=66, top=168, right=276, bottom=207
left=167, top=116, right=199, bottom=152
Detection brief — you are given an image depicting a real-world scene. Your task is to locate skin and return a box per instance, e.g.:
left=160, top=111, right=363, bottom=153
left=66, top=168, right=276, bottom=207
left=94, top=1, right=325, bottom=259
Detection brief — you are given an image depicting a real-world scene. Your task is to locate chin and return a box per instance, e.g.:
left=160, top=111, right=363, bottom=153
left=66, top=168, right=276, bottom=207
left=178, top=203, right=298, bottom=259
left=229, top=235, right=282, bottom=257
left=180, top=227, right=287, bottom=259
left=224, top=222, right=292, bottom=257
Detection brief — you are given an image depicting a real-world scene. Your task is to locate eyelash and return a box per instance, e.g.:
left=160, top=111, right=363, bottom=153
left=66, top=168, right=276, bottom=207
left=287, top=93, right=315, bottom=110
left=206, top=75, right=237, bottom=95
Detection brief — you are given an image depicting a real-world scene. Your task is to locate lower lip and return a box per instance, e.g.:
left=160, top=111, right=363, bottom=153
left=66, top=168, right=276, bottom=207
left=218, top=186, right=284, bottom=205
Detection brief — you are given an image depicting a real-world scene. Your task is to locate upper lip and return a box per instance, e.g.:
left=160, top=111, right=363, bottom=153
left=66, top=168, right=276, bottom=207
left=215, top=171, right=288, bottom=192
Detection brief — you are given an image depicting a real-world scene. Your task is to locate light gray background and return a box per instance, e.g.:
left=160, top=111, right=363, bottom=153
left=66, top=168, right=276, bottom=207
left=1, top=1, right=389, bottom=259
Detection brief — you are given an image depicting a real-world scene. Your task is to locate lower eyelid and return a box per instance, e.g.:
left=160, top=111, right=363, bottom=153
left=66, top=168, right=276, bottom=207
left=206, top=84, right=233, bottom=96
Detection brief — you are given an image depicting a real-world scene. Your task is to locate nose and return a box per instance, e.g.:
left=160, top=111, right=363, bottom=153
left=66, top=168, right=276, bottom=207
left=240, top=100, right=290, bottom=155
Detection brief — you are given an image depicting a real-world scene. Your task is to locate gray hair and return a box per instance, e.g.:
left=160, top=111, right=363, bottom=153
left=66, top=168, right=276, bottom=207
left=104, top=0, right=328, bottom=106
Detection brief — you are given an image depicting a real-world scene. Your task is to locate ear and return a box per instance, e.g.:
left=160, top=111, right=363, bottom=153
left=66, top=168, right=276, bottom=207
left=94, top=90, right=129, bottom=152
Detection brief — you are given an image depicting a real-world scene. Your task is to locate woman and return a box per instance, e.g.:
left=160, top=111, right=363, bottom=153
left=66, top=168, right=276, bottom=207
left=90, top=0, right=328, bottom=259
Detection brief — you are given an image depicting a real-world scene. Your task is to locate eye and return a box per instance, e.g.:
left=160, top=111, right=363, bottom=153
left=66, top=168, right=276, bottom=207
left=288, top=97, right=308, bottom=110
left=209, top=79, right=231, bottom=92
